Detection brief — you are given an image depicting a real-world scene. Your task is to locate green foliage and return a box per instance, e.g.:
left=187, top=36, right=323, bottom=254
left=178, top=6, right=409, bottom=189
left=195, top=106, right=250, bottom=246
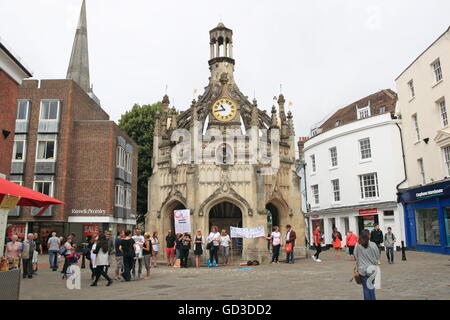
left=118, top=102, right=162, bottom=224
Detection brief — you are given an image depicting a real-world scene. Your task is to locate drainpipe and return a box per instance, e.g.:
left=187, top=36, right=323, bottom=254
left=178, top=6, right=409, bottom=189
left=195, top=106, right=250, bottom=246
left=395, top=122, right=408, bottom=256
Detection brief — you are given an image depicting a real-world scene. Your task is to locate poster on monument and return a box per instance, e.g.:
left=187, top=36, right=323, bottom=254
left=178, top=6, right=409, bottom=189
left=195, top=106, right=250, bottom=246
left=174, top=209, right=191, bottom=234
left=230, top=226, right=265, bottom=239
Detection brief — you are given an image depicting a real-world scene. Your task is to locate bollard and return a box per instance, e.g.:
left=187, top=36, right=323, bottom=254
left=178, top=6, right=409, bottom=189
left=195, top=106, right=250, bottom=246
left=401, top=241, right=407, bottom=261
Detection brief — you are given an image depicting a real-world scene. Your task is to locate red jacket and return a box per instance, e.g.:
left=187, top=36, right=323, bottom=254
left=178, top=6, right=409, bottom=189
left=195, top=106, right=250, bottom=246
left=346, top=233, right=358, bottom=246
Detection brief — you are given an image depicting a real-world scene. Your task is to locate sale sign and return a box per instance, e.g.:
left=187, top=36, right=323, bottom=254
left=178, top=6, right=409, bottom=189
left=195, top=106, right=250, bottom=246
left=6, top=225, right=25, bottom=238
left=83, top=224, right=99, bottom=237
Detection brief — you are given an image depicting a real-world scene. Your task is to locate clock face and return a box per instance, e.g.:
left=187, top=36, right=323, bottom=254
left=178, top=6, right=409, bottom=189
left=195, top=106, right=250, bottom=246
left=212, top=98, right=237, bottom=122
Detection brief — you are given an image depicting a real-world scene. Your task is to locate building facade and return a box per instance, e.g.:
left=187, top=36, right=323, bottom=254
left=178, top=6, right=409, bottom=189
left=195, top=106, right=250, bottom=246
left=396, top=26, right=450, bottom=254
left=6, top=0, right=138, bottom=248
left=302, top=90, right=406, bottom=249
left=147, top=23, right=305, bottom=263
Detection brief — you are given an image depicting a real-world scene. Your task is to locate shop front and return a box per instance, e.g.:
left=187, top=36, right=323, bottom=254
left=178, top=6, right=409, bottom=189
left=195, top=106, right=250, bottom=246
left=399, top=180, right=450, bottom=255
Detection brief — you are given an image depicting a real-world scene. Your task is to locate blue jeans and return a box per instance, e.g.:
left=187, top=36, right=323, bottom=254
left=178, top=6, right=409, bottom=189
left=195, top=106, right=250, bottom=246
left=386, top=247, right=394, bottom=262
left=361, top=276, right=376, bottom=300
left=48, top=250, right=58, bottom=269
left=286, top=250, right=294, bottom=263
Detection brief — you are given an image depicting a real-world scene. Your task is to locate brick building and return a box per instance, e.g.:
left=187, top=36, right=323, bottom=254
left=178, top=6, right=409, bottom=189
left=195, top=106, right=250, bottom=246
left=6, top=0, right=138, bottom=247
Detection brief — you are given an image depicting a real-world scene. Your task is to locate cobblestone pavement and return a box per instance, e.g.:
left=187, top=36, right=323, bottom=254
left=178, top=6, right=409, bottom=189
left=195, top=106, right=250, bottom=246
left=19, top=250, right=450, bottom=300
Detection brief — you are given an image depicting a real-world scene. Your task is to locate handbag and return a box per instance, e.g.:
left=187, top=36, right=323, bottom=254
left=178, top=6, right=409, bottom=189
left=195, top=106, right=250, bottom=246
left=285, top=242, right=293, bottom=253
left=353, top=265, right=362, bottom=285
left=206, top=241, right=212, bottom=250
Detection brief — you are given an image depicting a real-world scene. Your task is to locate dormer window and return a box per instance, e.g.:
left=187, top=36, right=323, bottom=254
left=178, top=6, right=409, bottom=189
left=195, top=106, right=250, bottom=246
left=357, top=106, right=371, bottom=120
left=379, top=106, right=386, bottom=113
left=335, top=120, right=340, bottom=127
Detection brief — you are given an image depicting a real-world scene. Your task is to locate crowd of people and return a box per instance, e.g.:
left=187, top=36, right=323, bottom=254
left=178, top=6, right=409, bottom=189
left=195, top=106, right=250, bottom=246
left=2, top=222, right=396, bottom=299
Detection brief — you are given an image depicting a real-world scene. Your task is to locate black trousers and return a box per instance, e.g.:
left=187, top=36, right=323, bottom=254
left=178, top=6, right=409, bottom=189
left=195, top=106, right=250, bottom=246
left=209, top=246, right=219, bottom=264
left=180, top=248, right=190, bottom=267
left=122, top=256, right=134, bottom=281
left=61, top=256, right=69, bottom=274
left=22, top=258, right=33, bottom=278
left=93, top=265, right=111, bottom=284
left=272, top=245, right=281, bottom=262
left=314, top=244, right=322, bottom=259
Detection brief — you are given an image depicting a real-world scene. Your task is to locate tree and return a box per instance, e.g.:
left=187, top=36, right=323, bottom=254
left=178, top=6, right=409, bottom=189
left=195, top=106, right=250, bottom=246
left=118, top=102, right=162, bottom=224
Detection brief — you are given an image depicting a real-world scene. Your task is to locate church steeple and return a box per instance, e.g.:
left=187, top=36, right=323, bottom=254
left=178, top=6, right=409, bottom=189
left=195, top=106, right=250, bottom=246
left=208, top=22, right=235, bottom=83
left=66, top=0, right=90, bottom=93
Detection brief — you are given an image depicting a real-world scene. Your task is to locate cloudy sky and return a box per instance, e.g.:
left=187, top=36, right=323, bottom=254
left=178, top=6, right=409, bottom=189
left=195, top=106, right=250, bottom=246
left=1, top=0, right=449, bottom=136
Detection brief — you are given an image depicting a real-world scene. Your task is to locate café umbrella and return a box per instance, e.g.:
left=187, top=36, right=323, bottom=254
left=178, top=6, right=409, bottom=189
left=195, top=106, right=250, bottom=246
left=0, top=177, right=64, bottom=215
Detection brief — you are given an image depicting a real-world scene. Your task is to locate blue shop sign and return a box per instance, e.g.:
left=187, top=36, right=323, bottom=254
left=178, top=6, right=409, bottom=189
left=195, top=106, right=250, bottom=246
left=399, top=180, right=450, bottom=203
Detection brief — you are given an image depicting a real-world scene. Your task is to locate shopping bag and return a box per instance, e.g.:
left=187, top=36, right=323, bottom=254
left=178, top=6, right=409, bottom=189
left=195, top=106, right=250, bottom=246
left=285, top=242, right=293, bottom=253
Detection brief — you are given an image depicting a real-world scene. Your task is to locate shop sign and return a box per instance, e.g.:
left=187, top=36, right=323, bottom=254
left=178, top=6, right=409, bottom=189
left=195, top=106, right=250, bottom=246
left=311, top=214, right=320, bottom=219
left=83, top=224, right=99, bottom=237
left=399, top=180, right=450, bottom=203
left=359, top=208, right=378, bottom=215
left=0, top=195, right=20, bottom=210
left=6, top=225, right=25, bottom=238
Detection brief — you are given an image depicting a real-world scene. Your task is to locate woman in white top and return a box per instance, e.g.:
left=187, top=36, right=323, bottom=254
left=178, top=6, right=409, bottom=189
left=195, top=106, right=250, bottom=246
left=266, top=226, right=282, bottom=264
left=150, top=232, right=160, bottom=268
left=219, top=229, right=231, bottom=266
left=207, top=226, right=221, bottom=267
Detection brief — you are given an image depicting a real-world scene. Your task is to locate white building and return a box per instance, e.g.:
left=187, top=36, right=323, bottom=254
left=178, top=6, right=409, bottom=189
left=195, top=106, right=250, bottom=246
left=302, top=90, right=406, bottom=249
left=396, top=26, right=450, bottom=255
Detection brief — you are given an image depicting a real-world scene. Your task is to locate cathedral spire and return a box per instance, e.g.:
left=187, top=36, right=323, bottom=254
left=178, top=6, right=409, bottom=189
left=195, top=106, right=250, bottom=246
left=66, top=0, right=90, bottom=93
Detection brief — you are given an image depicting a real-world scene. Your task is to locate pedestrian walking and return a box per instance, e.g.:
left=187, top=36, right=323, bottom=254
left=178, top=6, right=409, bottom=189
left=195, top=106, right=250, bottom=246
left=119, top=230, right=136, bottom=282
left=132, top=228, right=144, bottom=279
left=207, top=226, right=220, bottom=267
left=32, top=233, right=42, bottom=275
left=165, top=229, right=176, bottom=266
left=345, top=230, right=358, bottom=260
left=91, top=234, right=113, bottom=286
left=114, top=231, right=124, bottom=281
left=384, top=227, right=396, bottom=264
left=150, top=232, right=160, bottom=268
left=88, top=235, right=98, bottom=281
left=47, top=232, right=60, bottom=271
left=179, top=232, right=192, bottom=268
left=143, top=232, right=152, bottom=280
left=193, top=229, right=204, bottom=268
left=312, top=226, right=322, bottom=262
left=332, top=227, right=342, bottom=259
left=354, top=230, right=380, bottom=300
left=5, top=235, right=21, bottom=270
left=219, top=229, right=231, bottom=266
left=21, top=233, right=36, bottom=279
left=61, top=235, right=74, bottom=278
left=105, top=231, right=114, bottom=274
left=266, top=226, right=281, bottom=264
left=285, top=224, right=296, bottom=264
left=370, top=224, right=383, bottom=254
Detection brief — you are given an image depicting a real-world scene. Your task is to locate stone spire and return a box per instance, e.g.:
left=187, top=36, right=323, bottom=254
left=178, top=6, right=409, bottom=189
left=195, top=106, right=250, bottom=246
left=170, top=107, right=178, bottom=130
left=66, top=0, right=91, bottom=93
left=270, top=105, right=279, bottom=128
left=161, top=94, right=170, bottom=133
left=277, top=94, right=286, bottom=123
left=287, top=111, right=295, bottom=136
left=154, top=111, right=161, bottom=136
left=191, top=99, right=198, bottom=122
left=251, top=98, right=259, bottom=127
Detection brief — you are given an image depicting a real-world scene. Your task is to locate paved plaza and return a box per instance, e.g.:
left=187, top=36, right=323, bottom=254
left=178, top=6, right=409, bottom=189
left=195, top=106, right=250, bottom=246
left=19, top=249, right=450, bottom=300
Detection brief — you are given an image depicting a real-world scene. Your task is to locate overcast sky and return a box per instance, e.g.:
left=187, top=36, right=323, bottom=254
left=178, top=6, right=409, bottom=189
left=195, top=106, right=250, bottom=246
left=1, top=0, right=449, bottom=136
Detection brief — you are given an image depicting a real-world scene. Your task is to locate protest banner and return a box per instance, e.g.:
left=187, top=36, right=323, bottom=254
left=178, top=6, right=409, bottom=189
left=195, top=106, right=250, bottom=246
left=174, top=209, right=191, bottom=234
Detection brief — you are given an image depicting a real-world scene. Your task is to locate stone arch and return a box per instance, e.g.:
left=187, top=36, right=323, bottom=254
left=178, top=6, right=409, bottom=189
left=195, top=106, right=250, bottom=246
left=266, top=197, right=290, bottom=231
left=161, top=198, right=187, bottom=235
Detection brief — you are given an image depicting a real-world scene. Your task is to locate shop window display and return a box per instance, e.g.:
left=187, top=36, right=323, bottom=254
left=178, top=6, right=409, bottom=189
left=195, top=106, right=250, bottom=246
left=415, top=208, right=440, bottom=245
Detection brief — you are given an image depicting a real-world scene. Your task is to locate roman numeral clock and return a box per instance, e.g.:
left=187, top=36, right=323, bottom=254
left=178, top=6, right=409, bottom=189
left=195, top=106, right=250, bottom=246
left=212, top=98, right=237, bottom=122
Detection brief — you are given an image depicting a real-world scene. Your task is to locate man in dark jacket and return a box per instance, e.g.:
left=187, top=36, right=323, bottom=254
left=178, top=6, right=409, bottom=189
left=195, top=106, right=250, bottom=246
left=370, top=224, right=383, bottom=253
left=285, top=225, right=296, bottom=264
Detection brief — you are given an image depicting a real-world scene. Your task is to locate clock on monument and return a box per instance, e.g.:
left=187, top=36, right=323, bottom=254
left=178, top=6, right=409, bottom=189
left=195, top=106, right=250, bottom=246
left=212, top=98, right=237, bottom=122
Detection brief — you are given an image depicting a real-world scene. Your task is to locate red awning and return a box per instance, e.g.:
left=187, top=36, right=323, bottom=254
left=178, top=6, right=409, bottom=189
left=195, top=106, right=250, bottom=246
left=0, top=177, right=64, bottom=207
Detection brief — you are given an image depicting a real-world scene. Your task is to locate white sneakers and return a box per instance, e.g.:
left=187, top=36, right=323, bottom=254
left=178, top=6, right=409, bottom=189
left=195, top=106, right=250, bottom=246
left=311, top=256, right=322, bottom=262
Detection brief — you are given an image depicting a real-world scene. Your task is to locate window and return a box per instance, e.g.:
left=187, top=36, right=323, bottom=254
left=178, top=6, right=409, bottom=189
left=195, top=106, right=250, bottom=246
left=359, top=138, right=372, bottom=160
left=40, top=100, right=59, bottom=120
left=443, top=207, right=450, bottom=246
left=408, top=80, right=415, bottom=98
left=34, top=181, right=53, bottom=196
left=412, top=114, right=420, bottom=141
left=418, top=158, right=426, bottom=184
left=329, top=147, right=338, bottom=167
left=335, top=120, right=340, bottom=127
left=311, top=185, right=319, bottom=205
left=415, top=208, right=440, bottom=245
left=379, top=106, right=386, bottom=113
left=116, top=146, right=126, bottom=169
left=332, top=179, right=340, bottom=202
left=443, top=147, right=450, bottom=177
left=17, top=100, right=30, bottom=120
left=125, top=187, right=132, bottom=209
left=13, top=140, right=26, bottom=161
left=115, top=185, right=124, bottom=207
left=438, top=98, right=448, bottom=127
left=36, top=140, right=56, bottom=160
left=383, top=210, right=394, bottom=217
left=310, top=154, right=316, bottom=173
left=125, top=152, right=132, bottom=173
left=357, top=106, right=370, bottom=120
left=432, top=59, right=443, bottom=83
left=359, top=173, right=379, bottom=199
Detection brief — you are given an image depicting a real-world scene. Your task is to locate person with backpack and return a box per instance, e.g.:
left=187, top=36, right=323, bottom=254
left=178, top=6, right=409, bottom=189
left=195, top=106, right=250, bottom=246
left=332, top=227, right=343, bottom=259
left=384, top=227, right=396, bottom=264
left=90, top=234, right=113, bottom=286
left=119, top=230, right=136, bottom=282
left=180, top=232, right=192, bottom=268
